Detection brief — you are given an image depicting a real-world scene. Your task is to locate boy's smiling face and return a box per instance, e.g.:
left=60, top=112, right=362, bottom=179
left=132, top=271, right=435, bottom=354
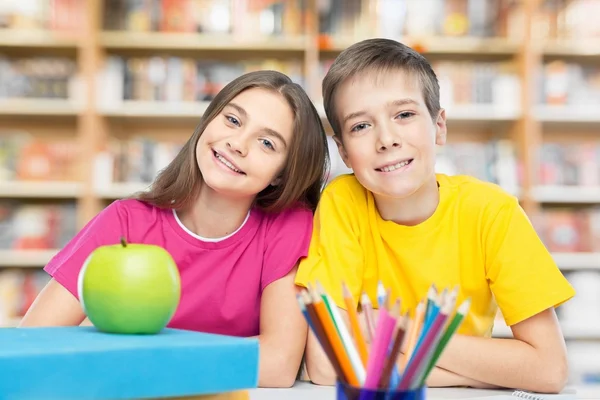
left=333, top=69, right=447, bottom=200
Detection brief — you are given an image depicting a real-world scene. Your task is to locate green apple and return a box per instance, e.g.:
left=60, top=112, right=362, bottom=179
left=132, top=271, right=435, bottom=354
left=78, top=237, right=181, bottom=334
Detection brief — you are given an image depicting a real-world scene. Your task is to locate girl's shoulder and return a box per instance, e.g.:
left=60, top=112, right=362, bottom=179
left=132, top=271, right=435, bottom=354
left=258, top=205, right=314, bottom=238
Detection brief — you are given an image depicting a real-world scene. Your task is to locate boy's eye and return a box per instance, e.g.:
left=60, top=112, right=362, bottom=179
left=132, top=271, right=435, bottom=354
left=226, top=115, right=240, bottom=126
left=396, top=111, right=415, bottom=119
left=261, top=139, right=274, bottom=150
left=351, top=123, right=369, bottom=132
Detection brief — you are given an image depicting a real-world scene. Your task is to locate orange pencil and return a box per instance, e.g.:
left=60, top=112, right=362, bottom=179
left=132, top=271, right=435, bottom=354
left=402, top=300, right=425, bottom=369
left=310, top=286, right=359, bottom=386
left=342, top=283, right=369, bottom=367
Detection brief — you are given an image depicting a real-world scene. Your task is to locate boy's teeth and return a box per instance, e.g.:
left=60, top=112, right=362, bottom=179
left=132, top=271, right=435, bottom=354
left=215, top=153, right=241, bottom=173
left=381, top=160, right=410, bottom=172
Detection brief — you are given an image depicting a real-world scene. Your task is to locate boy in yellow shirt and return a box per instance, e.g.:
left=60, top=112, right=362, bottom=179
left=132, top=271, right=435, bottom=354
left=295, top=38, right=575, bottom=393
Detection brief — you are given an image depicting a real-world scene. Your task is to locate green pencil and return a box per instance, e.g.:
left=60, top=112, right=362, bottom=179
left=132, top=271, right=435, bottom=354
left=418, top=297, right=471, bottom=386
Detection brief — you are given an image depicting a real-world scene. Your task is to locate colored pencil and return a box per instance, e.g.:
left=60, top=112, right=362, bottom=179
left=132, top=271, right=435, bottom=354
left=410, top=290, right=457, bottom=388
left=297, top=293, right=316, bottom=334
left=295, top=282, right=469, bottom=393
left=397, top=294, right=452, bottom=390
left=343, top=283, right=369, bottom=367
left=318, top=284, right=366, bottom=385
left=300, top=290, right=347, bottom=383
left=360, top=293, right=376, bottom=343
left=424, top=284, right=437, bottom=322
left=309, top=286, right=360, bottom=386
left=417, top=297, right=471, bottom=386
left=401, top=300, right=424, bottom=368
left=377, top=281, right=386, bottom=308
left=378, top=311, right=407, bottom=389
left=363, top=299, right=398, bottom=390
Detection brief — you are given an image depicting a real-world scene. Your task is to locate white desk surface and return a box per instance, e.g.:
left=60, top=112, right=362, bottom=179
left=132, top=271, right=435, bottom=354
left=249, top=382, right=600, bottom=400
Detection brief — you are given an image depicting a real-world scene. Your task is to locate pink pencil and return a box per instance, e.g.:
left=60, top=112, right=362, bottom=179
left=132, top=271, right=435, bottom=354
left=362, top=300, right=398, bottom=390
left=396, top=296, right=451, bottom=390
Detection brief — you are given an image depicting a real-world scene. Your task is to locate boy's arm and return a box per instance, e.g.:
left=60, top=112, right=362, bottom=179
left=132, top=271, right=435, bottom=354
left=432, top=197, right=574, bottom=393
left=434, top=308, right=568, bottom=393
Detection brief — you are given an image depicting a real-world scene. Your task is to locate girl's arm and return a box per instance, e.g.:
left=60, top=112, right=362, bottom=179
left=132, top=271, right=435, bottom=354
left=18, top=279, right=87, bottom=327
left=257, top=265, right=308, bottom=388
left=434, top=308, right=568, bottom=393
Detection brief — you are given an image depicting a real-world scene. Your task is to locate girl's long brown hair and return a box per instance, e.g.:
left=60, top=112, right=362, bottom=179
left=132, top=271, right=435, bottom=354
left=135, top=70, right=330, bottom=213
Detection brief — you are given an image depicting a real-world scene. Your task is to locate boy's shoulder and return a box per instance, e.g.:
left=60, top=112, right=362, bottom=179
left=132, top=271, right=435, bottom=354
left=438, top=173, right=519, bottom=212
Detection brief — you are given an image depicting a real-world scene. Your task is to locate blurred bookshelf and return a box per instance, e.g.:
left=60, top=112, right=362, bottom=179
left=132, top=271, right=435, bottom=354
left=0, top=0, right=599, bottom=385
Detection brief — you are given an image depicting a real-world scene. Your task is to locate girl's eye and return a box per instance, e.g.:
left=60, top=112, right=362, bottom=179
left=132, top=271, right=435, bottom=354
left=226, top=115, right=240, bottom=126
left=261, top=139, right=274, bottom=150
left=351, top=123, right=369, bottom=132
left=396, top=111, right=415, bottom=120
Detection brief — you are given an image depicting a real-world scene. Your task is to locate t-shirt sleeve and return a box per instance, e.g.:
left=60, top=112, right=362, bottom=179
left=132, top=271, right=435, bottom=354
left=44, top=200, right=129, bottom=299
left=294, top=183, right=365, bottom=310
left=261, top=207, right=314, bottom=292
left=484, top=197, right=576, bottom=326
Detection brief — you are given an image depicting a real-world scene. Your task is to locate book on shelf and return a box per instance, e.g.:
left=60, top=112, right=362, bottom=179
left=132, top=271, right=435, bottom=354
left=102, top=0, right=306, bottom=37
left=539, top=142, right=600, bottom=187
left=0, top=201, right=77, bottom=251
left=0, top=268, right=50, bottom=327
left=0, top=0, right=83, bottom=34
left=541, top=60, right=600, bottom=106
left=0, top=56, right=78, bottom=100
left=435, top=139, right=521, bottom=195
left=0, top=131, right=81, bottom=183
left=98, top=56, right=305, bottom=109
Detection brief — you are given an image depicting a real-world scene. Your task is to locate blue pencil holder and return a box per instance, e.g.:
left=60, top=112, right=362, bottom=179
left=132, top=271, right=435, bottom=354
left=336, top=380, right=426, bottom=400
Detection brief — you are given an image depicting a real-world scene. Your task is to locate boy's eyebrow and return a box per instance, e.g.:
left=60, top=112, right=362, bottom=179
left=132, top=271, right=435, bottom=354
left=342, top=98, right=421, bottom=126
left=390, top=98, right=421, bottom=107
left=226, top=102, right=287, bottom=148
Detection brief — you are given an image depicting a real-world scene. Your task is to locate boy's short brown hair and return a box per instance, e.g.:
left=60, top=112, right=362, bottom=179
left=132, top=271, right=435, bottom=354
left=322, top=38, right=441, bottom=136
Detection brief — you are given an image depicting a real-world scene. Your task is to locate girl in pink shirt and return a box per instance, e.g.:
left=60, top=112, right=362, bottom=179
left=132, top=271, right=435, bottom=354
left=19, top=70, right=329, bottom=388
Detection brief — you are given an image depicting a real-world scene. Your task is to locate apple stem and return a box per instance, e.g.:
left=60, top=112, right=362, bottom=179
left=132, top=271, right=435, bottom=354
left=120, top=237, right=127, bottom=248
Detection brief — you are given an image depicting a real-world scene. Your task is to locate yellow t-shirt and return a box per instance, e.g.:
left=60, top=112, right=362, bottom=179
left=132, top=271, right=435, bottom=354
left=295, top=173, right=575, bottom=337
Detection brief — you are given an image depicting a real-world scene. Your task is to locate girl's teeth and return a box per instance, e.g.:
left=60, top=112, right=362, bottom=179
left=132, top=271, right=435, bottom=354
left=216, top=153, right=241, bottom=173
left=382, top=160, right=409, bottom=172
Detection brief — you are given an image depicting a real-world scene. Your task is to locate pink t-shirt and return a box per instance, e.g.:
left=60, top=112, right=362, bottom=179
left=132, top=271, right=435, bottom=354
left=44, top=199, right=313, bottom=337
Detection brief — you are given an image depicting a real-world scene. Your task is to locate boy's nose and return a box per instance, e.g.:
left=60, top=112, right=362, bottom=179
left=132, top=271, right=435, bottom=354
left=377, top=125, right=401, bottom=152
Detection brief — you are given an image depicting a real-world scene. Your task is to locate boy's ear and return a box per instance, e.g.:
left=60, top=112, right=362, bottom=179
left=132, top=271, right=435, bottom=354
left=435, top=108, right=447, bottom=146
left=333, top=135, right=352, bottom=169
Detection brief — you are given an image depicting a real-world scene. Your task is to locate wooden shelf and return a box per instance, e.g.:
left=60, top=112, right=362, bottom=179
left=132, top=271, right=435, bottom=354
left=100, top=31, right=307, bottom=52
left=532, top=186, right=600, bottom=204
left=100, top=101, right=210, bottom=120
left=95, top=182, right=150, bottom=199
left=0, top=99, right=80, bottom=117
left=536, top=106, right=600, bottom=123
left=544, top=39, right=600, bottom=57
left=0, top=181, right=82, bottom=199
left=0, top=29, right=80, bottom=49
left=320, top=36, right=520, bottom=55
left=553, top=253, right=600, bottom=271
left=0, top=249, right=58, bottom=267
